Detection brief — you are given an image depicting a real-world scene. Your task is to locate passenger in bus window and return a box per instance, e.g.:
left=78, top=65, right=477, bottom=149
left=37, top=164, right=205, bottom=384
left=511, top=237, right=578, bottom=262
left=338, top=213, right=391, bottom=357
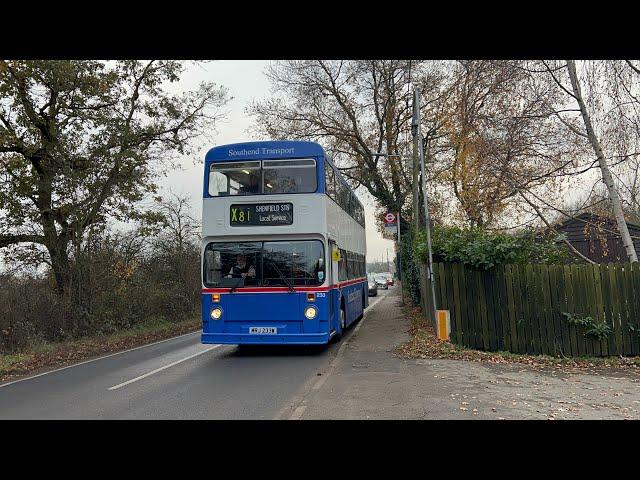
left=225, top=254, right=256, bottom=279
left=238, top=174, right=260, bottom=194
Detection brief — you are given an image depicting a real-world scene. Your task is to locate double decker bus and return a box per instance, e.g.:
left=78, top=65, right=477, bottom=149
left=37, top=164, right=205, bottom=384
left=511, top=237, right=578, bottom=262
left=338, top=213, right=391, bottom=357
left=201, top=141, right=367, bottom=345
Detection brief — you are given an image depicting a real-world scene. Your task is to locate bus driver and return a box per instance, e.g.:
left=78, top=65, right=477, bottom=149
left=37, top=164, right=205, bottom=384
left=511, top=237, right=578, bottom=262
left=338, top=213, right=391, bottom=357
left=225, top=254, right=256, bottom=279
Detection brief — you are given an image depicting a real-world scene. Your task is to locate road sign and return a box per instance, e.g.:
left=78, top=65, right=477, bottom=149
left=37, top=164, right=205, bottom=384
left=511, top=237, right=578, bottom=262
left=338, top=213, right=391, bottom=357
left=383, top=212, right=397, bottom=226
left=383, top=212, right=398, bottom=235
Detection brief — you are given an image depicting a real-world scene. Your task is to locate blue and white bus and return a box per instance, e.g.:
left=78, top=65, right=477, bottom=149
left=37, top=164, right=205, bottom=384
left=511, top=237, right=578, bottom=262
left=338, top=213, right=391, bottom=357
left=201, top=141, right=367, bottom=345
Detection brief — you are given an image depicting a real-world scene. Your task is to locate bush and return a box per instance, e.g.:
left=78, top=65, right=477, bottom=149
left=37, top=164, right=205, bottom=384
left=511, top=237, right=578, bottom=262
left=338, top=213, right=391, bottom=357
left=413, top=225, right=568, bottom=270
left=0, top=274, right=63, bottom=351
left=0, top=231, right=201, bottom=354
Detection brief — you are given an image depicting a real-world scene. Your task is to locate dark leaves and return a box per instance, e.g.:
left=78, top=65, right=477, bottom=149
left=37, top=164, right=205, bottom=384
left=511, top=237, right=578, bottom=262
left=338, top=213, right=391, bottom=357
left=413, top=225, right=568, bottom=269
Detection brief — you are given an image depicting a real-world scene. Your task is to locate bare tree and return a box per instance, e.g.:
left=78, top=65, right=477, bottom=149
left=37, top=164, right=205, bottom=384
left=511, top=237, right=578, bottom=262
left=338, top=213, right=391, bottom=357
left=153, top=191, right=200, bottom=252
left=249, top=60, right=453, bottom=222
left=250, top=60, right=619, bottom=237
left=540, top=60, right=640, bottom=261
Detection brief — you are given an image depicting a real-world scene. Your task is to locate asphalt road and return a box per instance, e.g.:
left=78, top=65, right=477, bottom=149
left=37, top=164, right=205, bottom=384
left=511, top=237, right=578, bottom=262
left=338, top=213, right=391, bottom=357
left=0, top=288, right=391, bottom=419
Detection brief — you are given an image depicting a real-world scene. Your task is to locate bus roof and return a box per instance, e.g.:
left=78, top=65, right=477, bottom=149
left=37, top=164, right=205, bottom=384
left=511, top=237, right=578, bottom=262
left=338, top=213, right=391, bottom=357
left=205, top=140, right=325, bottom=162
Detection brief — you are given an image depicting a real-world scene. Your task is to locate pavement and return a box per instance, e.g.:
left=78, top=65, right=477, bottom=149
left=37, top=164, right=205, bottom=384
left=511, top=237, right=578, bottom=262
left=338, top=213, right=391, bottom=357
left=280, top=286, right=640, bottom=420
left=3, top=285, right=639, bottom=419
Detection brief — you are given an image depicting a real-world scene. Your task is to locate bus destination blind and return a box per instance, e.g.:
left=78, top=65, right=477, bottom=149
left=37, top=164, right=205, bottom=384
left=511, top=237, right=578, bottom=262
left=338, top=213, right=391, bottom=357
left=230, top=203, right=293, bottom=226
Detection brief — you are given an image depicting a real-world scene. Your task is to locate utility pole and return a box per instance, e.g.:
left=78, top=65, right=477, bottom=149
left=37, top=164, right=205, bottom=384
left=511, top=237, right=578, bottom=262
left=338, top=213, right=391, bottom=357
left=412, top=89, right=437, bottom=325
left=412, top=121, right=420, bottom=229
left=397, top=210, right=403, bottom=304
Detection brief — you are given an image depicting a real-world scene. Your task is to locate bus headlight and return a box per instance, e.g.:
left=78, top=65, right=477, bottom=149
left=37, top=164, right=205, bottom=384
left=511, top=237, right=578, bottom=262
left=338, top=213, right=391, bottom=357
left=210, top=307, right=223, bottom=320
left=304, top=306, right=317, bottom=320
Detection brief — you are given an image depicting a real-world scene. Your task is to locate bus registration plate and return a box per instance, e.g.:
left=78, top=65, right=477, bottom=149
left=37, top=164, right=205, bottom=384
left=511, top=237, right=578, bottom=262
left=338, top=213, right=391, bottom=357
left=249, top=327, right=277, bottom=334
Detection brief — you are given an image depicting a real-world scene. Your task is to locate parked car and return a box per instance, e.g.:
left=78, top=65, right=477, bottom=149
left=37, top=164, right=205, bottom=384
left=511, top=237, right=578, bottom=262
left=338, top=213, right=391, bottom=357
left=382, top=272, right=394, bottom=286
left=374, top=273, right=389, bottom=289
left=367, top=274, right=378, bottom=297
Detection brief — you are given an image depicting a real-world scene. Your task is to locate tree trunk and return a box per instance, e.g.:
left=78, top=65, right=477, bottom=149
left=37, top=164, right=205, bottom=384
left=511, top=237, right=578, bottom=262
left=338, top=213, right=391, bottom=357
left=48, top=243, right=72, bottom=296
left=566, top=60, right=638, bottom=262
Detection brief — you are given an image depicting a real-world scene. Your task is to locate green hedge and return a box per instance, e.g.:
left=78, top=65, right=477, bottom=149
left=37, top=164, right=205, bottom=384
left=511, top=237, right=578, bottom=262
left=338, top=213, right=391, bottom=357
left=413, top=225, right=568, bottom=270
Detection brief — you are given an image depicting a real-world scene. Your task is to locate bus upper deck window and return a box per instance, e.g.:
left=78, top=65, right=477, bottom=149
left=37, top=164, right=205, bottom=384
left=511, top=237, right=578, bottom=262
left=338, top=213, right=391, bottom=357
left=263, top=159, right=317, bottom=194
left=209, top=161, right=261, bottom=196
left=325, top=164, right=336, bottom=199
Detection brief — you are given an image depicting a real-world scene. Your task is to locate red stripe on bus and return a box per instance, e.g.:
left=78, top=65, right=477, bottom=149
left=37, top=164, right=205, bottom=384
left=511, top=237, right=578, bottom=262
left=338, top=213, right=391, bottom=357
left=201, top=277, right=366, bottom=294
left=202, top=286, right=330, bottom=293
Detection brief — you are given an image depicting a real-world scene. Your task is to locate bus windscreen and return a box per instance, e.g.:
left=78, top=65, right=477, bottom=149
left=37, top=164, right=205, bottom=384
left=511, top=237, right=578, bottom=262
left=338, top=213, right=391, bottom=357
left=203, top=240, right=325, bottom=287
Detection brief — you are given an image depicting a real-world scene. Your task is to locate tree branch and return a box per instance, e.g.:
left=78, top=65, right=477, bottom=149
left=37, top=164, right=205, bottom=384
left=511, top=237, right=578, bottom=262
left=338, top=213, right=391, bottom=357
left=0, top=234, right=46, bottom=248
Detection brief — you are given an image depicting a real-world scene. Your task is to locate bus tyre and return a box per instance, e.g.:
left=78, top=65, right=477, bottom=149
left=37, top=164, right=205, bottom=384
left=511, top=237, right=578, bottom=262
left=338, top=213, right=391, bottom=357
left=333, top=306, right=346, bottom=343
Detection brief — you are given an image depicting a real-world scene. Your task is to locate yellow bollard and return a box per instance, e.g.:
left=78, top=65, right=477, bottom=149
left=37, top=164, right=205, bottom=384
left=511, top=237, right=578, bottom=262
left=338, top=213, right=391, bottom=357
left=436, top=310, right=450, bottom=341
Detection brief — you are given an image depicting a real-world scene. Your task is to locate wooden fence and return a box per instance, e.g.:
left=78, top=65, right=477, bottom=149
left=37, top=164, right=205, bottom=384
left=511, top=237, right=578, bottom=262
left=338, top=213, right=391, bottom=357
left=427, top=262, right=640, bottom=357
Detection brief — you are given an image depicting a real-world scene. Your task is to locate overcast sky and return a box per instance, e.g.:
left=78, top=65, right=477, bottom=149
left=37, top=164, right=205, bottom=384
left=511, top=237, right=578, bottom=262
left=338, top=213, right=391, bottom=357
left=160, top=60, right=396, bottom=264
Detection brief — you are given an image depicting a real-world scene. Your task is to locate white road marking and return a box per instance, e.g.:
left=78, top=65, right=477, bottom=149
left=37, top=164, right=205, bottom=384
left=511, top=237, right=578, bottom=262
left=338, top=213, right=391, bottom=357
left=107, top=345, right=220, bottom=391
left=290, top=405, right=307, bottom=420
left=0, top=330, right=201, bottom=389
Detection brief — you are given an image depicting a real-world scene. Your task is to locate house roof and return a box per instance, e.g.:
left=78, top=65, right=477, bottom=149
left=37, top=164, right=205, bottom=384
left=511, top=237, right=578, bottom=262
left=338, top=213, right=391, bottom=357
left=553, top=212, right=640, bottom=231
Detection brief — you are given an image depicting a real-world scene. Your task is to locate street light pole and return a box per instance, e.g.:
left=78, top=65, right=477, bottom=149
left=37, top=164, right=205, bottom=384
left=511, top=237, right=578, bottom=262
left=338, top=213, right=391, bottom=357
left=412, top=89, right=437, bottom=325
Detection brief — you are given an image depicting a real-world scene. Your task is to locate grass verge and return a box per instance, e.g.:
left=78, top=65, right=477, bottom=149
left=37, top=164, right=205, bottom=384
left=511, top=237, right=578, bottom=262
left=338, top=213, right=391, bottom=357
left=0, top=317, right=201, bottom=384
left=395, top=305, right=640, bottom=375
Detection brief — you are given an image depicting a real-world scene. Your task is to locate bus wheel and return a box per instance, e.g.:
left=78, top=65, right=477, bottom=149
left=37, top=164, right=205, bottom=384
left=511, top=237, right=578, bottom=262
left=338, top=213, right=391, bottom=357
left=331, top=306, right=345, bottom=343
left=340, top=307, right=347, bottom=332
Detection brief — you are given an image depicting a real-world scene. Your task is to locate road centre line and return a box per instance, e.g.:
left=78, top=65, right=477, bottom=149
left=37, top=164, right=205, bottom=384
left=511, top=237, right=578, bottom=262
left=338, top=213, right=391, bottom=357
left=0, top=330, right=201, bottom=389
left=107, top=345, right=220, bottom=391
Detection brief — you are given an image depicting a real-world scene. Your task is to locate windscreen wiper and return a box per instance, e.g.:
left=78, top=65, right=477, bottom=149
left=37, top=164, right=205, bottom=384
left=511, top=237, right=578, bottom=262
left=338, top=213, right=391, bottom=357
left=266, top=259, right=295, bottom=293
left=229, top=277, right=243, bottom=293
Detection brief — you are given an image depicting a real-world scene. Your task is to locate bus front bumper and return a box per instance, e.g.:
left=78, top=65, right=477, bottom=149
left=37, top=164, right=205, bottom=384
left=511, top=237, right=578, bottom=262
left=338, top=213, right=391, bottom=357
left=201, top=332, right=331, bottom=345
